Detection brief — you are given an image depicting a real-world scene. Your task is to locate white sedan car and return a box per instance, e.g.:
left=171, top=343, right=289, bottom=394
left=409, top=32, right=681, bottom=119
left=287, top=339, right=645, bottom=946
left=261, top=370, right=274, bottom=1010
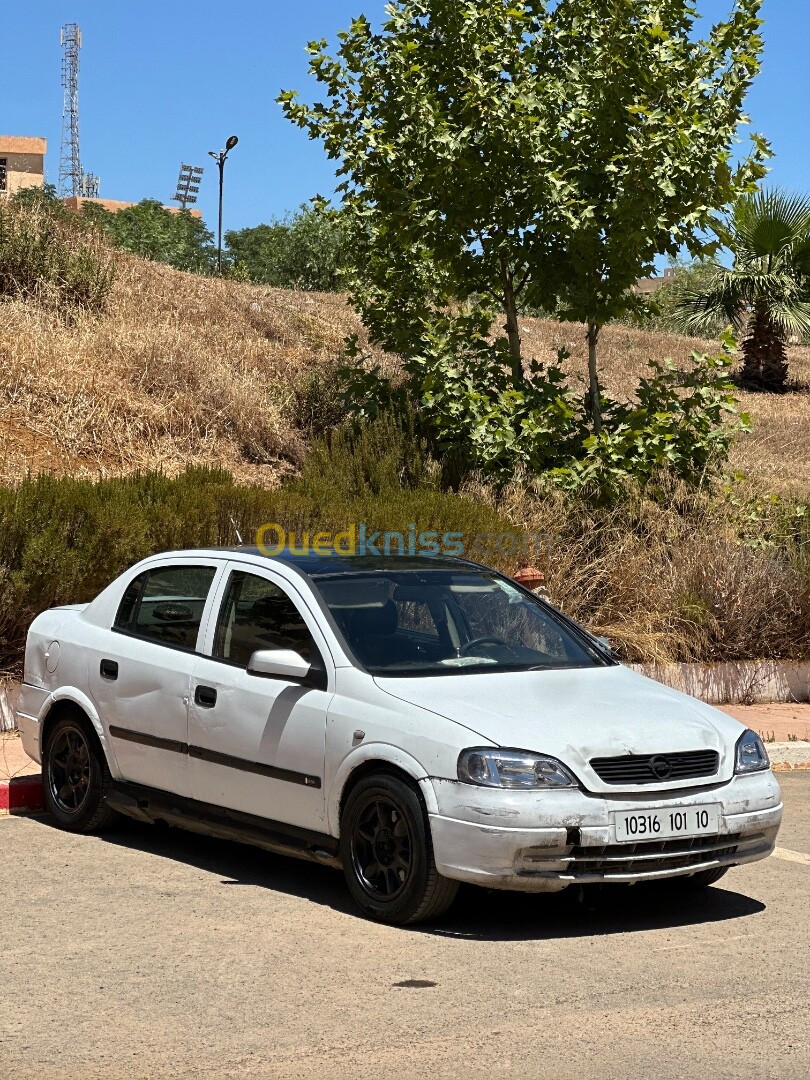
left=17, top=548, right=782, bottom=924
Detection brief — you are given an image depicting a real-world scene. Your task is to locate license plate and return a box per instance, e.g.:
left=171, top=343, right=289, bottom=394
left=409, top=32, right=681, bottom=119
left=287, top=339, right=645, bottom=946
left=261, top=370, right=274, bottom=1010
left=612, top=804, right=720, bottom=843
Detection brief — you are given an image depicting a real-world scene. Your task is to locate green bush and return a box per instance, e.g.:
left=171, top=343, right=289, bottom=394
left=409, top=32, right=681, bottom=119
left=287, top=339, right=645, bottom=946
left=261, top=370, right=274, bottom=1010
left=0, top=193, right=114, bottom=315
left=225, top=204, right=347, bottom=289
left=547, top=340, right=750, bottom=499
left=341, top=323, right=747, bottom=498
left=81, top=199, right=216, bottom=274
left=0, top=455, right=518, bottom=672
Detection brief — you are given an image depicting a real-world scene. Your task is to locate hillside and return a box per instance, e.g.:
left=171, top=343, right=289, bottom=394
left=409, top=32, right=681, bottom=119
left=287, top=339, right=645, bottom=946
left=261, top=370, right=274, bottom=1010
left=1, top=253, right=809, bottom=492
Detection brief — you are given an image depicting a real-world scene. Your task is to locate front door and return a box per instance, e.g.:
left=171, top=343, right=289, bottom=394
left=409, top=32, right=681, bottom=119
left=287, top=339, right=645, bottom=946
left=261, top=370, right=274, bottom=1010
left=187, top=565, right=332, bottom=832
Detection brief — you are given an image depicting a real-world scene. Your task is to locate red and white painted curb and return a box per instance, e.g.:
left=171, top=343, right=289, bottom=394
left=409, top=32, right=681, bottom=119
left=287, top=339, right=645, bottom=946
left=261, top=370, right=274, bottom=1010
left=0, top=773, right=45, bottom=815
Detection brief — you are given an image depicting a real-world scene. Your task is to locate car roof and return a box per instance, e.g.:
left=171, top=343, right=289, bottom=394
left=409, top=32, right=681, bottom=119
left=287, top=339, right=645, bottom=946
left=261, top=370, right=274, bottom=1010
left=218, top=548, right=486, bottom=578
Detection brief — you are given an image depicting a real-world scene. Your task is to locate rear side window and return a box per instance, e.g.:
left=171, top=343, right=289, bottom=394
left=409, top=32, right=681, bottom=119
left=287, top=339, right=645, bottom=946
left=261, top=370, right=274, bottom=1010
left=114, top=565, right=217, bottom=650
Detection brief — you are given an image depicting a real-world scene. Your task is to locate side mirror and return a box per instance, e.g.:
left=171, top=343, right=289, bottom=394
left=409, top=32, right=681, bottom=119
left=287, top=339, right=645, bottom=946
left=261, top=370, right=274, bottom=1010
left=247, top=648, right=311, bottom=681
left=595, top=635, right=613, bottom=657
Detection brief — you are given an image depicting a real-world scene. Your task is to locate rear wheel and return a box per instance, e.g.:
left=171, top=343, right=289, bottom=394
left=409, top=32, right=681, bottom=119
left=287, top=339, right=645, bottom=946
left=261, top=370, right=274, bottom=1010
left=678, top=866, right=730, bottom=889
left=340, top=773, right=458, bottom=925
left=43, top=712, right=116, bottom=833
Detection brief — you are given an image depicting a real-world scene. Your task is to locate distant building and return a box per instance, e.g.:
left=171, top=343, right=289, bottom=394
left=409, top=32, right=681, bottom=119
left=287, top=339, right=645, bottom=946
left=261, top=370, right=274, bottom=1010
left=0, top=135, right=47, bottom=198
left=633, top=267, right=677, bottom=295
left=62, top=196, right=202, bottom=218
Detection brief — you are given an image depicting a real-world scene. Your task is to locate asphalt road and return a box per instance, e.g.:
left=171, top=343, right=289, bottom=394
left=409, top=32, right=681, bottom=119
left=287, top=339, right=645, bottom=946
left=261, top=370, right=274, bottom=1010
left=1, top=775, right=808, bottom=1080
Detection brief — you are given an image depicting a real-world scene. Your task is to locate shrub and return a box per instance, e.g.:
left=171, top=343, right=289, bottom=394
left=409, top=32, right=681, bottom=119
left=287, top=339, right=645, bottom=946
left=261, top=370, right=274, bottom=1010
left=341, top=325, right=747, bottom=497
left=81, top=199, right=216, bottom=274
left=0, top=196, right=114, bottom=315
left=0, top=458, right=517, bottom=672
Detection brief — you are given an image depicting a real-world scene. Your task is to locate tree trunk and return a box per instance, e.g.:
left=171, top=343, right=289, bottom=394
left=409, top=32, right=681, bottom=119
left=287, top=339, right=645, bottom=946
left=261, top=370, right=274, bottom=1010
left=741, top=307, right=789, bottom=391
left=586, top=318, right=602, bottom=433
left=500, top=255, right=523, bottom=386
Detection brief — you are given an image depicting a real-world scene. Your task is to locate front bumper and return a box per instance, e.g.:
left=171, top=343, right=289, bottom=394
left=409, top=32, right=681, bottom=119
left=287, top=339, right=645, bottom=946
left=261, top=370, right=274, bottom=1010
left=428, top=772, right=783, bottom=892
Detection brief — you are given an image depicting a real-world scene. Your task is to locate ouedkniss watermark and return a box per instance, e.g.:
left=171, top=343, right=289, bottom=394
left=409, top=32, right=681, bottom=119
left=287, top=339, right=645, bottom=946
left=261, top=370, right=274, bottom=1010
left=255, top=523, right=552, bottom=560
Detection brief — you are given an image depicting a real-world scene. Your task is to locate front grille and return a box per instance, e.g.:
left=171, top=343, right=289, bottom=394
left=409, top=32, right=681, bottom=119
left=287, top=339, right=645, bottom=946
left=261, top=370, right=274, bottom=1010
left=590, top=749, right=719, bottom=785
left=567, top=834, right=741, bottom=876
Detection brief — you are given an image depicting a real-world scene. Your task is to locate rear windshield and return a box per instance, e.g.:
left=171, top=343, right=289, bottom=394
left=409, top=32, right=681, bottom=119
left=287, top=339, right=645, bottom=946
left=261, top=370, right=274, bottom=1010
left=312, top=570, right=604, bottom=677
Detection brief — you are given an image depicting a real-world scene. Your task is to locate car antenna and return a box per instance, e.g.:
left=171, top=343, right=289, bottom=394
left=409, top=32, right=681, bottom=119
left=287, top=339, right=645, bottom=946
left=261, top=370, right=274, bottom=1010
left=230, top=516, right=244, bottom=545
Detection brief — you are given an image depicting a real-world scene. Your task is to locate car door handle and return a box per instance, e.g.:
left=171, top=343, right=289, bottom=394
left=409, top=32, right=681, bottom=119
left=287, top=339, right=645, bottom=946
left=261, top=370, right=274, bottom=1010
left=100, top=659, right=118, bottom=681
left=194, top=685, right=217, bottom=708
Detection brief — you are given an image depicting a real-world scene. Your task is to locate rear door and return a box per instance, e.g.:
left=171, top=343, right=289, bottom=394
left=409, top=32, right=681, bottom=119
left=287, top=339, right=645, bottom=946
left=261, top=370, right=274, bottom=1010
left=89, top=559, right=223, bottom=797
left=187, top=563, right=332, bottom=832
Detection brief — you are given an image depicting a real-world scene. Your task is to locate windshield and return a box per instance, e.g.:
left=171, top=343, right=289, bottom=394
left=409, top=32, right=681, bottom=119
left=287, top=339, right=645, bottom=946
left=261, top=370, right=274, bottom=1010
left=312, top=569, right=605, bottom=677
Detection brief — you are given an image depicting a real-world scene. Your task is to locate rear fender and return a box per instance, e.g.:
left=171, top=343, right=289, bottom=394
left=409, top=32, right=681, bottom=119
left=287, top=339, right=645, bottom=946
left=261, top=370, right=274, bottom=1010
left=40, top=688, right=121, bottom=777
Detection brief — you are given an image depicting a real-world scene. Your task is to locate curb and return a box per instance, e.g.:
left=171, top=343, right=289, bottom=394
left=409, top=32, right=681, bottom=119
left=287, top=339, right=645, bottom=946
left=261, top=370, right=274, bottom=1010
left=0, top=773, right=45, bottom=815
left=767, top=742, right=810, bottom=772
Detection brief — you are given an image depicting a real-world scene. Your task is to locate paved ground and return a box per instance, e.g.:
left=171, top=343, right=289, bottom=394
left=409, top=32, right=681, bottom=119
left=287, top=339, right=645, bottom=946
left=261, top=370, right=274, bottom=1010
left=719, top=703, right=810, bottom=743
left=1, top=777, right=808, bottom=1080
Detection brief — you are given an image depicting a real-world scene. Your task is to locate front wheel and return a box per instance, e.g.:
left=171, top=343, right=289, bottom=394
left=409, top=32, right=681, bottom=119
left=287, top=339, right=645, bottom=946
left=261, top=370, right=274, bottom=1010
left=43, top=712, right=117, bottom=833
left=340, top=773, right=458, bottom=925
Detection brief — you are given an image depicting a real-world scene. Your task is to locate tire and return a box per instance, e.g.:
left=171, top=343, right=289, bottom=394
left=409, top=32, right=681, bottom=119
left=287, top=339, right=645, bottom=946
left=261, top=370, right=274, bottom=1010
left=339, top=773, right=458, bottom=925
left=677, top=866, right=730, bottom=889
left=43, top=711, right=117, bottom=833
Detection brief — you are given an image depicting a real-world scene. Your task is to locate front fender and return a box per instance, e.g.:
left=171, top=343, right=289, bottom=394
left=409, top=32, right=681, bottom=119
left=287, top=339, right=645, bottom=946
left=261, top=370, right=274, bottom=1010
left=326, top=741, right=439, bottom=837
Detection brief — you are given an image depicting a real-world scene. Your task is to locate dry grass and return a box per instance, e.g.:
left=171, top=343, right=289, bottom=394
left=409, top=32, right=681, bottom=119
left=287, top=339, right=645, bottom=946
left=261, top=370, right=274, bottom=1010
left=468, top=476, right=810, bottom=663
left=0, top=255, right=384, bottom=487
left=1, top=253, right=809, bottom=493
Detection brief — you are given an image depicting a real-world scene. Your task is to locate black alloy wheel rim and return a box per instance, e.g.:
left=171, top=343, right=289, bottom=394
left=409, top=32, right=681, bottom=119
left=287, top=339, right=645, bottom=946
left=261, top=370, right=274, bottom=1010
left=351, top=794, right=414, bottom=900
left=48, top=725, right=91, bottom=814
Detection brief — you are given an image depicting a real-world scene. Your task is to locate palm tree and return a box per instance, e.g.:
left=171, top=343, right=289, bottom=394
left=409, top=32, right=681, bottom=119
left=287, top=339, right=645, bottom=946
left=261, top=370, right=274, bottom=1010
left=673, top=189, right=810, bottom=391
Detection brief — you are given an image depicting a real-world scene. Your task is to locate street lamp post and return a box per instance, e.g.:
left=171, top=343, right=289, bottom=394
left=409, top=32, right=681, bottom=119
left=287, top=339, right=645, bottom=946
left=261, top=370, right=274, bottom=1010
left=208, top=134, right=238, bottom=274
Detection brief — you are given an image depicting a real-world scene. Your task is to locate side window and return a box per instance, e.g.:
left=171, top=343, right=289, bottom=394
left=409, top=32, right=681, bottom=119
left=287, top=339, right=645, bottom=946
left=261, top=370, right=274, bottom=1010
left=213, top=571, right=315, bottom=667
left=114, top=565, right=217, bottom=650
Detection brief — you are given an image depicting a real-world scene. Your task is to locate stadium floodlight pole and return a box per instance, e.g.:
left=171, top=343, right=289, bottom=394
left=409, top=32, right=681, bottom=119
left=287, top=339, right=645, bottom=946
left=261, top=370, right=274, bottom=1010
left=208, top=135, right=238, bottom=274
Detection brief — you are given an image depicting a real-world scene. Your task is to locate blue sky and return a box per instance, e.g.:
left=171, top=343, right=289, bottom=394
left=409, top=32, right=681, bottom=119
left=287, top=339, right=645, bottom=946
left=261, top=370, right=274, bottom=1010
left=2, top=1, right=807, bottom=237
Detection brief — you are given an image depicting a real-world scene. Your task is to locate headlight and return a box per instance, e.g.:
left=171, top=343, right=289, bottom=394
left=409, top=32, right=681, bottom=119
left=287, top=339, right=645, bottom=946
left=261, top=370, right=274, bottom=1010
left=457, top=747, right=578, bottom=789
left=735, top=729, right=770, bottom=773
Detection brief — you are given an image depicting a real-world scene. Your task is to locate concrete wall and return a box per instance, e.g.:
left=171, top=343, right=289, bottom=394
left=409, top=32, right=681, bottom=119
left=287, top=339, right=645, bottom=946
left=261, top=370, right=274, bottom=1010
left=631, top=660, right=810, bottom=704
left=0, top=137, right=46, bottom=198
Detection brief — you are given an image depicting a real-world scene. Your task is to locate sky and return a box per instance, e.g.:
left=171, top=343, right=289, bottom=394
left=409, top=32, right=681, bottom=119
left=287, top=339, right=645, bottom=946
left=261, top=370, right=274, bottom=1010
left=2, top=1, right=808, bottom=238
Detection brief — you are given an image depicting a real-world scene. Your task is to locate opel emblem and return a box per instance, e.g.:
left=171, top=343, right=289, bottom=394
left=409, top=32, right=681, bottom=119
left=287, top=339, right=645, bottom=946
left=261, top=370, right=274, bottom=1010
left=650, top=755, right=672, bottom=780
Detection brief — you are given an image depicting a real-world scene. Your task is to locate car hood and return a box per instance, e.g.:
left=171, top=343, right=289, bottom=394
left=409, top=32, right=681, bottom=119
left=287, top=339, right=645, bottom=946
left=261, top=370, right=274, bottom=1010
left=374, top=664, right=745, bottom=791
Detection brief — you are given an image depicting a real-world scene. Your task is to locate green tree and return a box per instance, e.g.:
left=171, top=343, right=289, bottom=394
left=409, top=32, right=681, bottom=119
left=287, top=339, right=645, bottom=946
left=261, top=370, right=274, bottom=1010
left=672, top=189, right=810, bottom=390
left=225, top=204, right=347, bottom=290
left=280, top=0, right=767, bottom=432
left=81, top=199, right=216, bottom=273
left=536, top=0, right=767, bottom=430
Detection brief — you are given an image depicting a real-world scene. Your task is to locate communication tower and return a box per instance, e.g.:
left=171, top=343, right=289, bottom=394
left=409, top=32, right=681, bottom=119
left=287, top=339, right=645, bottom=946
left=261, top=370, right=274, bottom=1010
left=59, top=24, right=100, bottom=198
